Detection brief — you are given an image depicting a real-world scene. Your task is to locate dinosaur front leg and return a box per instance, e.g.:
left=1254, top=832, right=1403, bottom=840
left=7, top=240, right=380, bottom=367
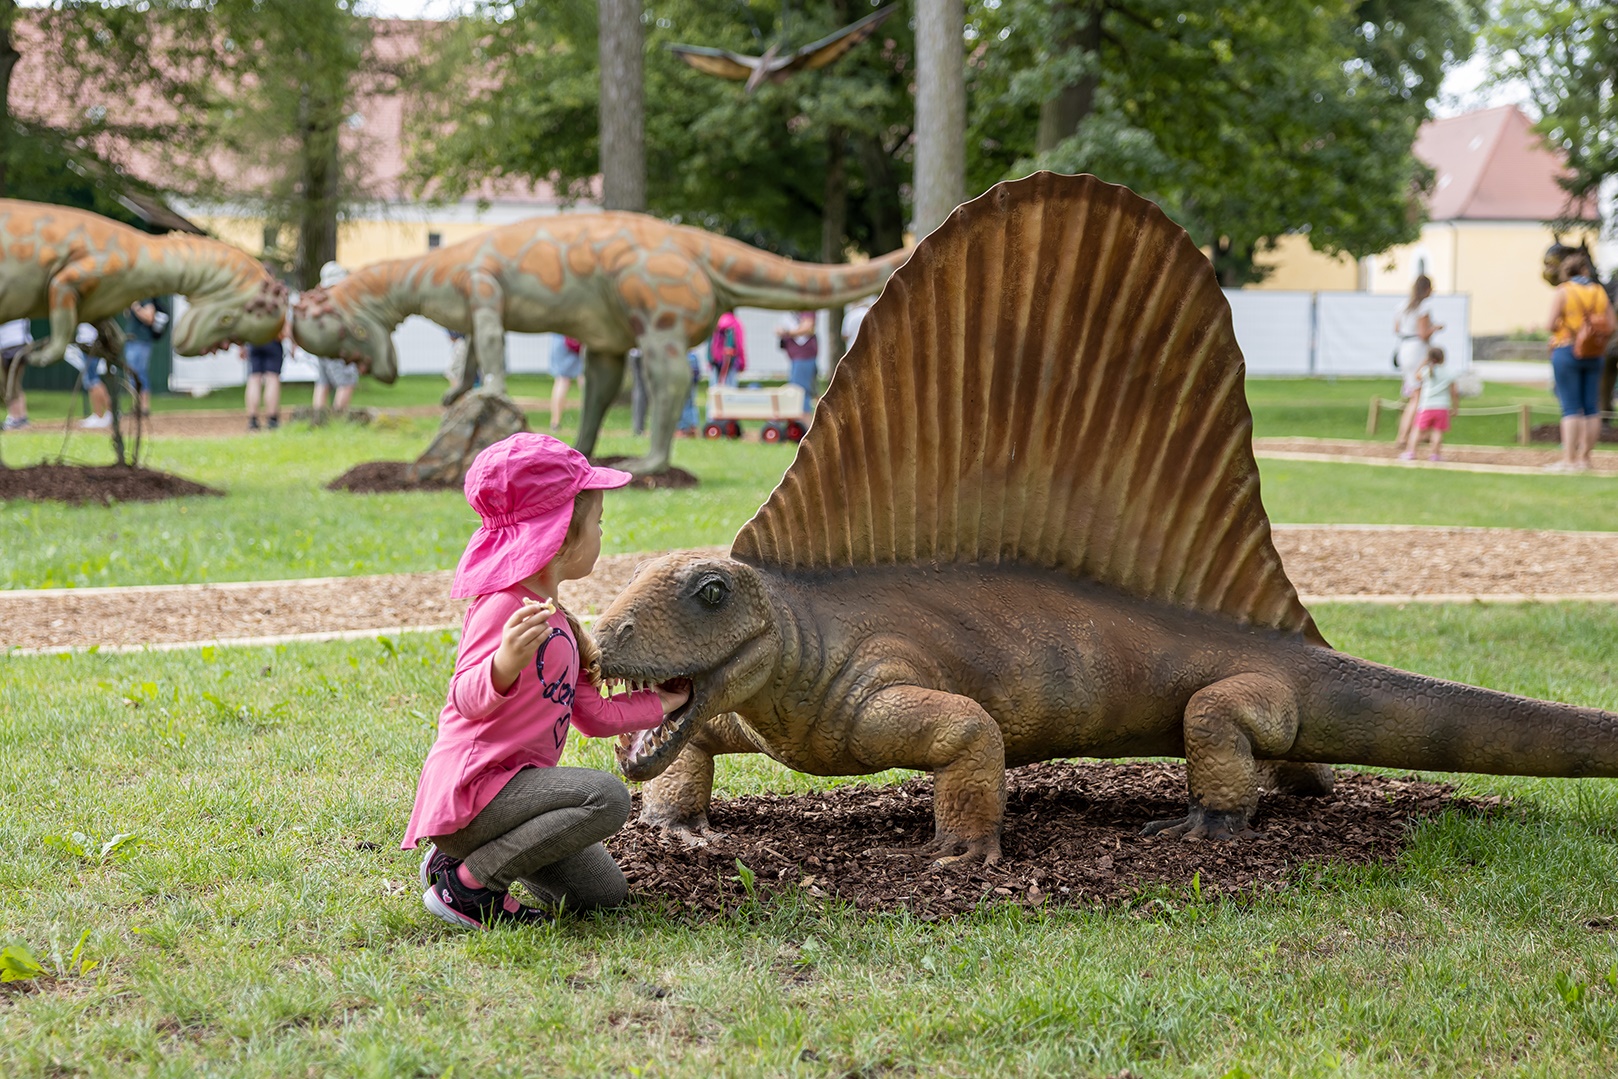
left=638, top=713, right=764, bottom=845
left=853, top=685, right=1007, bottom=865
left=1144, top=673, right=1302, bottom=841
left=576, top=349, right=627, bottom=457
left=29, top=265, right=92, bottom=368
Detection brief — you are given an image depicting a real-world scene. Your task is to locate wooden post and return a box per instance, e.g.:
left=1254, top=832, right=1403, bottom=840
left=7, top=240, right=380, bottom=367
left=1518, top=403, right=1531, bottom=446
left=1367, top=396, right=1381, bottom=436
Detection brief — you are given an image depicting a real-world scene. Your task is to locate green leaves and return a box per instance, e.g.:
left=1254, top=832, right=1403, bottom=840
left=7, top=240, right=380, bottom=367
left=43, top=830, right=142, bottom=865
left=0, top=944, right=45, bottom=984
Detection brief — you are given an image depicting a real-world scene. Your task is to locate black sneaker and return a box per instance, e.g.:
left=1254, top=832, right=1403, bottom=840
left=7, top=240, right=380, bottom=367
left=422, top=867, right=548, bottom=930
left=418, top=842, right=460, bottom=889
left=267, top=414, right=280, bottom=430
left=248, top=416, right=260, bottom=431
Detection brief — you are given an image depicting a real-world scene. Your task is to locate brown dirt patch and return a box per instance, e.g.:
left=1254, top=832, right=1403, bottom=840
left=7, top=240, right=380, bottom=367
left=0, top=464, right=222, bottom=506
left=595, top=456, right=700, bottom=490
left=1529, top=423, right=1618, bottom=445
left=611, top=761, right=1476, bottom=917
left=1255, top=436, right=1618, bottom=473
left=325, top=461, right=462, bottom=493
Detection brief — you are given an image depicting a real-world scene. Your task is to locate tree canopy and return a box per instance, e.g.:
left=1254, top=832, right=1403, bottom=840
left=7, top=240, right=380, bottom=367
left=1488, top=0, right=1616, bottom=219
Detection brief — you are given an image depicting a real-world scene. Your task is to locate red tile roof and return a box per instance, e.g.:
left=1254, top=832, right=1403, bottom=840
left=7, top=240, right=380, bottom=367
left=1415, top=105, right=1596, bottom=222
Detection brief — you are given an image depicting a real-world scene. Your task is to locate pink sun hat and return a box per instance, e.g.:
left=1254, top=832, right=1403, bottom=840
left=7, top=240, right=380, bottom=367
left=450, top=433, right=633, bottom=599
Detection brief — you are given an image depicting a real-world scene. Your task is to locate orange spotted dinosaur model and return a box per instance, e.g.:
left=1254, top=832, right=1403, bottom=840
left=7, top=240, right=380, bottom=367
left=290, top=212, right=909, bottom=474
left=0, top=199, right=288, bottom=402
left=593, top=173, right=1618, bottom=865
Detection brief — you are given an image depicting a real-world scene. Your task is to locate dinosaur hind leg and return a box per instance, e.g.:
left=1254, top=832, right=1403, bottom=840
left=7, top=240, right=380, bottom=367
left=1256, top=760, right=1335, bottom=797
left=576, top=349, right=627, bottom=458
left=1143, top=673, right=1301, bottom=841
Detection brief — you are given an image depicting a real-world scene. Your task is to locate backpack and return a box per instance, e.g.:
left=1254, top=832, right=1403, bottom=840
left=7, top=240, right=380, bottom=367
left=1570, top=284, right=1615, bottom=359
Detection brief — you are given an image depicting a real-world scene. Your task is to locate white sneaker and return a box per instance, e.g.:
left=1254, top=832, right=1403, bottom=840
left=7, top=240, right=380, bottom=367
left=78, top=413, right=112, bottom=429
left=1, top=416, right=27, bottom=431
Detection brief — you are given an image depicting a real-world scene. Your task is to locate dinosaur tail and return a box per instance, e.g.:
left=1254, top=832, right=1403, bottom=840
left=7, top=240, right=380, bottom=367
left=682, top=229, right=911, bottom=310
left=1293, top=653, right=1618, bottom=779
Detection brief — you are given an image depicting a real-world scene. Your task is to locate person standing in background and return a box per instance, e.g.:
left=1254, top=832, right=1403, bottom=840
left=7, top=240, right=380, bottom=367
left=243, top=308, right=287, bottom=432
left=72, top=323, right=114, bottom=429
left=310, top=262, right=360, bottom=415
left=710, top=312, right=745, bottom=386
left=549, top=336, right=583, bottom=433
left=1546, top=251, right=1614, bottom=472
left=777, top=310, right=819, bottom=402
left=1, top=318, right=29, bottom=431
left=123, top=296, right=170, bottom=418
left=1392, top=276, right=1442, bottom=450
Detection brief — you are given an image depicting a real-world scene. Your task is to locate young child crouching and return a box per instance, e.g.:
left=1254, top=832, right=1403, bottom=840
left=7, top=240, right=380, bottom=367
left=403, top=434, right=688, bottom=929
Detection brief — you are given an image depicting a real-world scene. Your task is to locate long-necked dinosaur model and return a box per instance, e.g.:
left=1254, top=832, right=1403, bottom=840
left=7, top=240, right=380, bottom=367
left=289, top=213, right=908, bottom=475
left=0, top=199, right=288, bottom=402
left=592, top=172, right=1618, bottom=865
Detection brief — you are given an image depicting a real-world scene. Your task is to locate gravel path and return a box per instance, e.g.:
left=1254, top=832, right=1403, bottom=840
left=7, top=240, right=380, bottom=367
left=1254, top=436, right=1618, bottom=475
left=6, top=528, right=1618, bottom=653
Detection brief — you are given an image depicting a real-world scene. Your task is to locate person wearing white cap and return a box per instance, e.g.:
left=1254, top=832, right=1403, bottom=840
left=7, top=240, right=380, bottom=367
left=309, top=261, right=360, bottom=414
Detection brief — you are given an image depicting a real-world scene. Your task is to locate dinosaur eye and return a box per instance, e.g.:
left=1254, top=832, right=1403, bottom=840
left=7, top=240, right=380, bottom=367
left=696, top=578, right=729, bottom=608
left=351, top=323, right=368, bottom=340
left=219, top=313, right=235, bottom=326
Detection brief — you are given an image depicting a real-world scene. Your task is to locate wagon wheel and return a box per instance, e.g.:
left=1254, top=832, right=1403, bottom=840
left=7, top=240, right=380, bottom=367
left=703, top=421, right=725, bottom=439
left=724, top=420, right=743, bottom=439
left=760, top=421, right=784, bottom=443
left=784, top=419, right=807, bottom=441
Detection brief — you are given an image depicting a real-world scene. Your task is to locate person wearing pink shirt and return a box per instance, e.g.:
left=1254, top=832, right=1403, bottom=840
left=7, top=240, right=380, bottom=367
left=404, top=433, right=689, bottom=930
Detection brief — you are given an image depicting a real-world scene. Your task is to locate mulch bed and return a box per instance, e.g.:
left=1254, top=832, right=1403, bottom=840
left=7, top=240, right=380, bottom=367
left=325, top=461, right=463, bottom=493
left=612, top=761, right=1481, bottom=919
left=1529, top=422, right=1618, bottom=444
left=0, top=463, right=222, bottom=506
left=595, top=456, right=700, bottom=490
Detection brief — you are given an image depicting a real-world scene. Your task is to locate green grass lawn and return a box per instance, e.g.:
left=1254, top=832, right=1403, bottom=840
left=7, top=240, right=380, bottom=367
left=3, top=602, right=1617, bottom=1076
left=1244, top=375, right=1563, bottom=446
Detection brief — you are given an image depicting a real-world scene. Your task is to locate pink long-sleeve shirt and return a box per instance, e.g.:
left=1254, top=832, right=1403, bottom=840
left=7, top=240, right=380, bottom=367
left=402, top=583, right=663, bottom=849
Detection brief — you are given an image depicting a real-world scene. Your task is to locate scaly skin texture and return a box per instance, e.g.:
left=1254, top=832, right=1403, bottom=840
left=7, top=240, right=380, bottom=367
left=592, top=172, right=1618, bottom=864
left=0, top=199, right=287, bottom=402
left=596, top=556, right=1618, bottom=864
left=289, top=212, right=907, bottom=474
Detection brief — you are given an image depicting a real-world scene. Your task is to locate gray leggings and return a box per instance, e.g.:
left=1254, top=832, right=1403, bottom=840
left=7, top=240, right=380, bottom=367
left=434, top=766, right=633, bottom=910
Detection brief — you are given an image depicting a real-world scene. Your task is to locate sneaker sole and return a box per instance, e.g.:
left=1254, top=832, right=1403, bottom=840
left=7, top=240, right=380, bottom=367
left=422, top=886, right=485, bottom=931
left=419, top=844, right=437, bottom=889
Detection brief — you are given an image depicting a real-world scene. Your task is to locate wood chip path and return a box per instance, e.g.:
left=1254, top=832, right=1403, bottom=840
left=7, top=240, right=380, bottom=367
left=7, top=527, right=1618, bottom=653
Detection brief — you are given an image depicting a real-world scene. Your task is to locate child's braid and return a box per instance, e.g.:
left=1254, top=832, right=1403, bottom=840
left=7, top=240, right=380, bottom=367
left=562, top=605, right=603, bottom=689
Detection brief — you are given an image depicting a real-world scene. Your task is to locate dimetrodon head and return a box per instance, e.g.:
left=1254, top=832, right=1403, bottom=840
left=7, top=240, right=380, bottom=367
left=594, top=551, right=783, bottom=781
left=290, top=269, right=398, bottom=381
left=170, top=243, right=288, bottom=356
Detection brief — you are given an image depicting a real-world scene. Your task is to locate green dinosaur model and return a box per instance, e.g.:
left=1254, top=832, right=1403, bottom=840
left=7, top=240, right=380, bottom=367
left=290, top=213, right=907, bottom=475
left=0, top=199, right=288, bottom=403
left=592, top=172, right=1618, bottom=864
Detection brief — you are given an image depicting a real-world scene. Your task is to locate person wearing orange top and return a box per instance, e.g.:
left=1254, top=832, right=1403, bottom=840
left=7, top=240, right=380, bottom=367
left=1547, top=252, right=1613, bottom=471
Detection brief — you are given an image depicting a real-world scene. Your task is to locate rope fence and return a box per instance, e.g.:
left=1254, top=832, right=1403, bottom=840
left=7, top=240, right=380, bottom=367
left=1365, top=398, right=1617, bottom=444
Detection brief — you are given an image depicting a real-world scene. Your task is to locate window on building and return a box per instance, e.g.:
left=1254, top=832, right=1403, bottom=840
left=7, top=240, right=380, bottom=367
left=428, top=232, right=442, bottom=249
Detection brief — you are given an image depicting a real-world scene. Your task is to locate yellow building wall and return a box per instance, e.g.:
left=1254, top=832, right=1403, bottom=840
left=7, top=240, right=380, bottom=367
left=1250, top=233, right=1359, bottom=291
left=1366, top=221, right=1598, bottom=337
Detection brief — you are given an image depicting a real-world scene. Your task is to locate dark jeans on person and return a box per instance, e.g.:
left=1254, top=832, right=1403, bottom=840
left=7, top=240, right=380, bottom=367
left=1552, top=345, right=1601, bottom=417
left=433, top=766, right=632, bottom=911
left=788, top=358, right=818, bottom=401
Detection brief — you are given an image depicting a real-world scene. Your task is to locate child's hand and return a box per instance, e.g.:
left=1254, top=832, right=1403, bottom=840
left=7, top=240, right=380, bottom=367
left=655, top=681, right=690, bottom=715
left=491, top=597, right=556, bottom=693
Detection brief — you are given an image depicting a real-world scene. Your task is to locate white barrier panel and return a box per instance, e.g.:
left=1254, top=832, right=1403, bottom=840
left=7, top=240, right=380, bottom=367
left=1222, top=290, right=1313, bottom=375
left=1317, top=292, right=1471, bottom=375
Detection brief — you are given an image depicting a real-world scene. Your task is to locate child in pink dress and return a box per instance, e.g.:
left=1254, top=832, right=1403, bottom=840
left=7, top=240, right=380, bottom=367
left=404, top=433, right=688, bottom=929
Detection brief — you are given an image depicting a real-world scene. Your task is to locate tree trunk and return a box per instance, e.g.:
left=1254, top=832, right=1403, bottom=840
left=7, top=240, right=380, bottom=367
left=821, top=126, right=847, bottom=363
left=295, top=93, right=342, bottom=290
left=1035, top=1, right=1102, bottom=154
left=598, top=0, right=646, bottom=212
left=913, top=0, right=965, bottom=236
left=857, top=134, right=906, bottom=255
left=0, top=0, right=18, bottom=199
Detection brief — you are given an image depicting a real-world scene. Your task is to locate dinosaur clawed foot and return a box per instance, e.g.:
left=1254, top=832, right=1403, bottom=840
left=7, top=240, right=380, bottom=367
left=641, top=810, right=725, bottom=848
left=1141, top=803, right=1257, bottom=842
left=868, top=831, right=1002, bottom=867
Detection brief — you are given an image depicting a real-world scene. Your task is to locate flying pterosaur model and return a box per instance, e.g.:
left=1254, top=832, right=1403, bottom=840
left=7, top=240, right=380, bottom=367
left=668, top=5, right=898, bottom=94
